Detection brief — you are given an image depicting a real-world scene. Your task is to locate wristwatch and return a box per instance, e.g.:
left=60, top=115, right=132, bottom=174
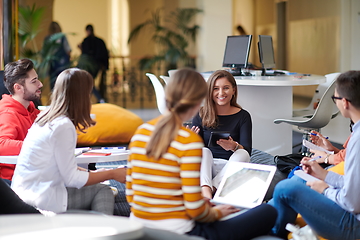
left=324, top=154, right=330, bottom=164
left=232, top=142, right=240, bottom=152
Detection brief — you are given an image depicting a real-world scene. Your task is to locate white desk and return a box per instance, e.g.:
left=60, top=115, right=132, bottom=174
left=202, top=73, right=326, bottom=155
left=0, top=151, right=129, bottom=164
left=0, top=214, right=143, bottom=239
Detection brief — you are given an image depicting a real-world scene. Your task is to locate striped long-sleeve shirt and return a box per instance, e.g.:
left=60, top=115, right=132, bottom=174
left=126, top=118, right=221, bottom=233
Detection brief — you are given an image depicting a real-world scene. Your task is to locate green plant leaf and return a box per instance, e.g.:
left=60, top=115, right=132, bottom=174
left=128, top=7, right=202, bottom=71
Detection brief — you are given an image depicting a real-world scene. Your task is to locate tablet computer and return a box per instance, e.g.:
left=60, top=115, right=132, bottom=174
left=208, top=131, right=231, bottom=147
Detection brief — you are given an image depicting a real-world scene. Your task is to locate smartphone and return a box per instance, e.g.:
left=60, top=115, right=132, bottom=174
left=208, top=131, right=231, bottom=147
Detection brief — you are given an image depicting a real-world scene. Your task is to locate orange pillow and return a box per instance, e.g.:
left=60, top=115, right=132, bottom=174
left=328, top=161, right=345, bottom=175
left=77, top=103, right=143, bottom=146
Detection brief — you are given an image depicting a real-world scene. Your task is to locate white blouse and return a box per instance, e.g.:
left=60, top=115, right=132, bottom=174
left=12, top=115, right=89, bottom=213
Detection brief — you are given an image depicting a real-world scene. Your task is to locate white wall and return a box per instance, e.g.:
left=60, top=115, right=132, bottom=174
left=349, top=0, right=360, bottom=70
left=196, top=0, right=232, bottom=72
left=53, top=0, right=110, bottom=58
left=339, top=0, right=360, bottom=71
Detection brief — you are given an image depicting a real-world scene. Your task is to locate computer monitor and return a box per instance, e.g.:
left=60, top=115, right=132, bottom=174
left=222, top=35, right=252, bottom=75
left=258, top=35, right=276, bottom=70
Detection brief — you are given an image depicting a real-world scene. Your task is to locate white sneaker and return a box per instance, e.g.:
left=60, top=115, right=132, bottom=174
left=110, top=186, right=118, bottom=197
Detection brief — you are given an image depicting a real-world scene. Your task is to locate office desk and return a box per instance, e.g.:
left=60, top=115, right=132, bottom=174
left=0, top=151, right=129, bottom=164
left=202, top=73, right=326, bottom=155
left=0, top=214, right=143, bottom=239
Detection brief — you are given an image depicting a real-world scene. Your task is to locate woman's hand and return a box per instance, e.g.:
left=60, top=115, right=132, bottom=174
left=308, top=150, right=327, bottom=163
left=310, top=130, right=335, bottom=152
left=213, top=204, right=239, bottom=218
left=186, top=125, right=200, bottom=134
left=112, top=167, right=127, bottom=183
left=203, top=197, right=216, bottom=207
left=301, top=157, right=328, bottom=181
left=217, top=136, right=243, bottom=151
left=306, top=180, right=329, bottom=194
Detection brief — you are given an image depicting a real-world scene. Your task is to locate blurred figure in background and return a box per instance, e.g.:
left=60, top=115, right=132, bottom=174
left=77, top=24, right=109, bottom=103
left=42, top=21, right=71, bottom=90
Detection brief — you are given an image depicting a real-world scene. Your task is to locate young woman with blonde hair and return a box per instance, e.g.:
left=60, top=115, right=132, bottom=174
left=12, top=68, right=126, bottom=214
left=192, top=70, right=252, bottom=199
left=126, top=68, right=276, bottom=240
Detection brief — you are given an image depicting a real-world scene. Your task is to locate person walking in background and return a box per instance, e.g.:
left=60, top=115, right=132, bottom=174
left=42, top=21, right=71, bottom=90
left=77, top=24, right=109, bottom=103
left=0, top=59, right=42, bottom=181
left=11, top=68, right=126, bottom=214
left=126, top=68, right=276, bottom=240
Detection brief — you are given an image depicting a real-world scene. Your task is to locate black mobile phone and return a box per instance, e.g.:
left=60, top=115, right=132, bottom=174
left=208, top=131, right=231, bottom=147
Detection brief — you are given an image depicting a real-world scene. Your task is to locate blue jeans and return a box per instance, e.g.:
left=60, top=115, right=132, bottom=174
left=187, top=204, right=277, bottom=240
left=269, top=178, right=360, bottom=240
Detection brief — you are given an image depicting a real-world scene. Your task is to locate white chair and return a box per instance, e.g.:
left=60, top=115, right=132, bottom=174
left=146, top=73, right=167, bottom=115
left=274, top=75, right=338, bottom=154
left=293, top=72, right=341, bottom=119
left=168, top=69, right=177, bottom=77
left=159, top=75, right=170, bottom=85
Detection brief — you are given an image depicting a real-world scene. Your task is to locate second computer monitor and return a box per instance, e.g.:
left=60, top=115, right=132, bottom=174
left=222, top=35, right=252, bottom=70
left=258, top=35, right=276, bottom=70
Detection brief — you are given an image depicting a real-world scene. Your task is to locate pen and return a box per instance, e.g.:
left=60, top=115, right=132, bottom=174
left=309, top=132, right=329, bottom=139
left=299, top=156, right=321, bottom=166
left=75, top=148, right=91, bottom=157
left=102, top=147, right=126, bottom=150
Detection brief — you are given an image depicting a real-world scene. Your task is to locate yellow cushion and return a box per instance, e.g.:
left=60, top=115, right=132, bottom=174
left=77, top=103, right=143, bottom=146
left=289, top=163, right=345, bottom=240
left=328, top=161, right=345, bottom=175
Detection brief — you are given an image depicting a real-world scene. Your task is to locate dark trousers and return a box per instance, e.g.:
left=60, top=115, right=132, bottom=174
left=0, top=178, right=40, bottom=214
left=187, top=204, right=277, bottom=240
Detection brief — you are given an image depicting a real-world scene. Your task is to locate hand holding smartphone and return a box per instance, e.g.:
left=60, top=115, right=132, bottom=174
left=208, top=131, right=231, bottom=147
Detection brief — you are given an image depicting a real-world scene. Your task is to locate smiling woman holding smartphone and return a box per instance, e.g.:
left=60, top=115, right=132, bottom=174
left=192, top=70, right=252, bottom=199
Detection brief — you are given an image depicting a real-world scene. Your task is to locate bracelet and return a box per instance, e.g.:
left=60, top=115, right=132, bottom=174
left=324, top=154, right=330, bottom=164
left=232, top=142, right=240, bottom=152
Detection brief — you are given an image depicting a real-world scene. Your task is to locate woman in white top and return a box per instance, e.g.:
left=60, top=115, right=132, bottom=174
left=11, top=68, right=126, bottom=214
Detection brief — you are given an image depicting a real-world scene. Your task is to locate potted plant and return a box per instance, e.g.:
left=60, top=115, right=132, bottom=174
left=18, top=4, right=73, bottom=83
left=128, top=8, right=202, bottom=72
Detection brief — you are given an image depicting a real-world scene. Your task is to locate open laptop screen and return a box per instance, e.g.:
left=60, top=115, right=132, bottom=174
left=222, top=35, right=252, bottom=69
left=213, top=162, right=276, bottom=209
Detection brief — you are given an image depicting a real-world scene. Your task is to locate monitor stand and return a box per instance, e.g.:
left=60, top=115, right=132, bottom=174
left=226, top=68, right=251, bottom=76
left=262, top=69, right=286, bottom=76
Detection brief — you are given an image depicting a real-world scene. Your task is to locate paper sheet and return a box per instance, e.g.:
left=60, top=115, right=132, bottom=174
left=294, top=170, right=319, bottom=182
left=302, top=139, right=334, bottom=155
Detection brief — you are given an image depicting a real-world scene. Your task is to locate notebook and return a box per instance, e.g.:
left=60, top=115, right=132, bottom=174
left=212, top=162, right=276, bottom=210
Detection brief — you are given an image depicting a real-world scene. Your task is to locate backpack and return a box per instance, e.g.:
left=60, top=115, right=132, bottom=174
left=274, top=153, right=303, bottom=174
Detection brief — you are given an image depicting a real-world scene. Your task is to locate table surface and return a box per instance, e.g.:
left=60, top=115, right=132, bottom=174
left=202, top=72, right=325, bottom=86
left=0, top=214, right=143, bottom=239
left=233, top=74, right=325, bottom=86
left=0, top=150, right=129, bottom=164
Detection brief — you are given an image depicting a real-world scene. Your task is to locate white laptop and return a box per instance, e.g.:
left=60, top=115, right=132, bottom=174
left=212, top=162, right=276, bottom=211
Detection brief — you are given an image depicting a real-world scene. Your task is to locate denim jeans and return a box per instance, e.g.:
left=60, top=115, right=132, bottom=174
left=269, top=178, right=360, bottom=240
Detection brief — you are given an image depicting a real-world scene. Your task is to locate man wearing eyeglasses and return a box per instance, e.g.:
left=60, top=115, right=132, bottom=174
left=270, top=71, right=360, bottom=240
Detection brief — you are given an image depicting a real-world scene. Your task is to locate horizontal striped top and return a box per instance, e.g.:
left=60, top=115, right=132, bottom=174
left=126, top=118, right=221, bottom=230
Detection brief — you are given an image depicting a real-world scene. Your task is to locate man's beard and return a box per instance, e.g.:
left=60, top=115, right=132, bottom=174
left=23, top=88, right=41, bottom=102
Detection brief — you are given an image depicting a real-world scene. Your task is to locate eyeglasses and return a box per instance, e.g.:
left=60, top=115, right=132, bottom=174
left=331, top=95, right=351, bottom=104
